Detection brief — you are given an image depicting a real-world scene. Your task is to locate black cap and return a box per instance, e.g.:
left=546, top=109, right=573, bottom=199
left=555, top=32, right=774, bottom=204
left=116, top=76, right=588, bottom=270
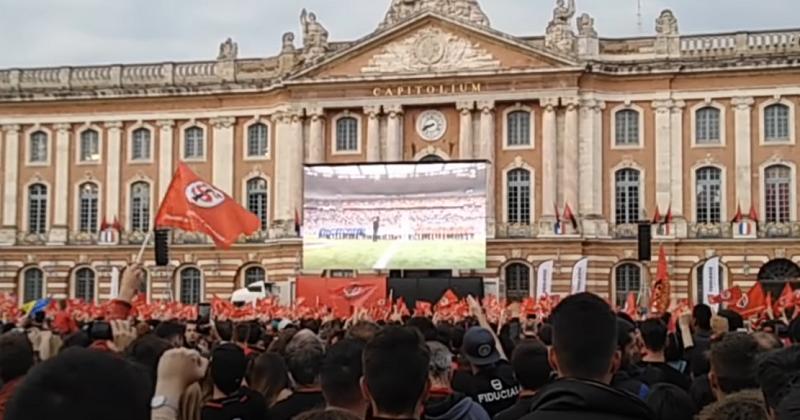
left=210, top=343, right=247, bottom=395
left=462, top=326, right=500, bottom=366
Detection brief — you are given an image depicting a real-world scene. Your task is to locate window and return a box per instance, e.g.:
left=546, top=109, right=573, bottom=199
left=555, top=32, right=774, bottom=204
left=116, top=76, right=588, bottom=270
left=180, top=267, right=202, bottom=305
left=80, top=129, right=100, bottom=162
left=247, top=123, right=269, bottom=157
left=29, top=131, right=48, bottom=163
left=74, top=268, right=95, bottom=302
left=757, top=259, right=800, bottom=299
left=244, top=266, right=266, bottom=287
left=615, top=110, right=640, bottom=146
left=335, top=117, right=358, bottom=152
left=507, top=111, right=531, bottom=147
left=22, top=268, right=44, bottom=303
left=184, top=127, right=204, bottom=159
left=28, top=183, right=47, bottom=234
left=696, top=167, right=722, bottom=224
left=505, top=263, right=530, bottom=301
left=765, top=165, right=791, bottom=223
left=507, top=169, right=531, bottom=225
left=247, top=178, right=268, bottom=231
left=78, top=182, right=99, bottom=233
left=615, top=263, right=641, bottom=305
left=131, top=128, right=151, bottom=161
left=696, top=107, right=721, bottom=144
left=765, top=104, right=790, bottom=142
left=615, top=169, right=640, bottom=224
left=130, top=182, right=150, bottom=232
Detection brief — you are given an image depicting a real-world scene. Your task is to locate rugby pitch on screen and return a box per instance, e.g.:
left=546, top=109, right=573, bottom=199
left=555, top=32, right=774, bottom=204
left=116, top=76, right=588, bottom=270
left=302, top=238, right=486, bottom=270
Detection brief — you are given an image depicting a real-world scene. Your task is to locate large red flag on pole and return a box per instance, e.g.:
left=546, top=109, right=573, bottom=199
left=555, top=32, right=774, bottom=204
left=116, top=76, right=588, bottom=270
left=649, top=245, right=671, bottom=315
left=155, top=164, right=261, bottom=249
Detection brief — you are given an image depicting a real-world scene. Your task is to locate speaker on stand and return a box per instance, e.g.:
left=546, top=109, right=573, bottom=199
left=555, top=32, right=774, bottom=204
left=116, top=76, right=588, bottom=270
left=638, top=223, right=652, bottom=262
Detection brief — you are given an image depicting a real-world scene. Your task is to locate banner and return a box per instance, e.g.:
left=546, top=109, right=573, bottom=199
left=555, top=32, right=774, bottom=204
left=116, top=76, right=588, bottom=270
left=702, top=257, right=721, bottom=306
left=536, top=260, right=554, bottom=299
left=296, top=276, right=387, bottom=317
left=571, top=257, right=589, bottom=294
left=110, top=267, right=120, bottom=299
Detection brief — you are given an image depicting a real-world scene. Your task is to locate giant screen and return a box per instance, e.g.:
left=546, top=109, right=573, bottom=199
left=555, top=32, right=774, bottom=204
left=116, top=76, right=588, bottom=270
left=303, top=162, right=487, bottom=270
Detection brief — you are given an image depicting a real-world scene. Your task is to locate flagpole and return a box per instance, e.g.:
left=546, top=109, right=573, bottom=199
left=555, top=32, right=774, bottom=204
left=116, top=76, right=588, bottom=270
left=135, top=230, right=153, bottom=264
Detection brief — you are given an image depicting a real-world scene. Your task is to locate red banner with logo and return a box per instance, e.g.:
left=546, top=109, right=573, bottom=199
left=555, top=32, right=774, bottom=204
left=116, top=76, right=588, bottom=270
left=296, top=276, right=387, bottom=317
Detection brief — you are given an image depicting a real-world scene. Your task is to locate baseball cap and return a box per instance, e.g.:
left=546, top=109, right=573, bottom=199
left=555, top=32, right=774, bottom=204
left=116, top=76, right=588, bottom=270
left=210, top=343, right=247, bottom=395
left=462, top=326, right=500, bottom=366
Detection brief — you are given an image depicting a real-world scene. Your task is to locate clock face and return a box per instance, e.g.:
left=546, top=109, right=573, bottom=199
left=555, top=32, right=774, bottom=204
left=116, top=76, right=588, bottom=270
left=416, top=110, right=447, bottom=141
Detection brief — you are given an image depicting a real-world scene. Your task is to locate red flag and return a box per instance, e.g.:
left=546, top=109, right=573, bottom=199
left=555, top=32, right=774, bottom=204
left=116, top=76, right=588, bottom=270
left=776, top=283, right=795, bottom=312
left=112, top=216, right=122, bottom=232
left=332, top=282, right=379, bottom=310
left=664, top=206, right=673, bottom=225
left=563, top=203, right=578, bottom=230
left=709, top=286, right=743, bottom=306
left=415, top=301, right=432, bottom=317
left=100, top=218, right=109, bottom=231
left=522, top=297, right=537, bottom=315
left=732, top=283, right=767, bottom=318
left=749, top=204, right=759, bottom=223
left=623, top=292, right=638, bottom=320
left=649, top=245, right=671, bottom=315
left=652, top=206, right=662, bottom=224
left=396, top=297, right=410, bottom=316
left=731, top=204, right=743, bottom=224
left=436, top=289, right=459, bottom=311
left=155, top=164, right=261, bottom=248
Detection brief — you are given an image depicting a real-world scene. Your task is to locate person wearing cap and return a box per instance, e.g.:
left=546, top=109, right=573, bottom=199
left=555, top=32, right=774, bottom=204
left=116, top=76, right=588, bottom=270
left=202, top=343, right=267, bottom=420
left=424, top=341, right=490, bottom=420
left=451, top=327, right=520, bottom=417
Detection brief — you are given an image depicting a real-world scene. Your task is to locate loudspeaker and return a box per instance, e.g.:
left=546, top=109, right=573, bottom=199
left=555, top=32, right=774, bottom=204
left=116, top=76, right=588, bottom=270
left=638, top=223, right=652, bottom=261
left=154, top=229, right=170, bottom=266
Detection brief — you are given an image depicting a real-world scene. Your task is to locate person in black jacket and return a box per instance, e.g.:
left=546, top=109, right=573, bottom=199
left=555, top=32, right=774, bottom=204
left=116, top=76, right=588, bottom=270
left=520, top=293, right=654, bottom=420
left=611, top=318, right=649, bottom=400
left=494, top=339, right=552, bottom=420
left=638, top=319, right=691, bottom=391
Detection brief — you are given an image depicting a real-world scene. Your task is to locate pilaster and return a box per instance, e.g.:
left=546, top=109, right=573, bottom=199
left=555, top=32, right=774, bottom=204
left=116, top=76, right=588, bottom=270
left=385, top=105, right=403, bottom=162
left=653, top=99, right=673, bottom=212
left=478, top=100, right=496, bottom=237
left=104, top=121, right=123, bottom=223
left=457, top=101, right=474, bottom=159
left=307, top=107, right=325, bottom=164
left=733, top=97, right=755, bottom=212
left=157, top=120, right=175, bottom=202
left=50, top=123, right=71, bottom=244
left=211, top=117, right=236, bottom=195
left=0, top=125, right=20, bottom=245
left=562, top=97, right=579, bottom=214
left=541, top=98, right=559, bottom=218
left=364, top=105, right=382, bottom=162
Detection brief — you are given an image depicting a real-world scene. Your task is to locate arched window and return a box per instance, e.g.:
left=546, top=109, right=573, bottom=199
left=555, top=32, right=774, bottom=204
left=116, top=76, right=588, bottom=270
left=765, top=103, right=790, bottom=142
left=80, top=129, right=100, bottom=162
left=507, top=111, right=531, bottom=147
left=22, top=268, right=44, bottom=303
left=615, top=110, right=640, bottom=146
left=696, top=107, right=721, bottom=144
left=246, top=178, right=269, bottom=231
left=696, top=167, right=722, bottom=224
left=30, top=131, right=48, bottom=163
left=74, top=267, right=95, bottom=302
left=615, top=169, right=640, bottom=224
left=615, top=263, right=641, bottom=305
left=765, top=164, right=791, bottom=224
left=507, top=169, right=531, bottom=225
left=244, top=266, right=266, bottom=287
left=420, top=154, right=444, bottom=163
left=179, top=267, right=202, bottom=305
left=130, top=182, right=151, bottom=232
left=184, top=127, right=204, bottom=159
left=758, top=259, right=800, bottom=299
left=335, top=117, right=358, bottom=152
left=78, top=182, right=99, bottom=233
left=247, top=123, right=269, bottom=157
left=28, top=183, right=48, bottom=234
left=131, top=128, right=151, bottom=161
left=505, top=263, right=530, bottom=301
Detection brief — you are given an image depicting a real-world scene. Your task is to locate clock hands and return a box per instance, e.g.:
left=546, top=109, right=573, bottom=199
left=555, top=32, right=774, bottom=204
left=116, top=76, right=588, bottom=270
left=423, top=121, right=436, bottom=131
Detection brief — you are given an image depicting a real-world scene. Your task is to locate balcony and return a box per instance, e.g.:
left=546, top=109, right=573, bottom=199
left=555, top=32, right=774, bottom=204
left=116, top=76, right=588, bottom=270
left=16, top=232, right=47, bottom=246
left=495, top=223, right=537, bottom=239
left=241, top=230, right=272, bottom=244
left=68, top=231, right=99, bottom=246
left=760, top=222, right=800, bottom=239
left=688, top=223, right=730, bottom=239
left=612, top=224, right=638, bottom=239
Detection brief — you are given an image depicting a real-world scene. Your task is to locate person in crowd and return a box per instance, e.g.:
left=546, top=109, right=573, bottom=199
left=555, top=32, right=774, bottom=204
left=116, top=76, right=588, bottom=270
left=494, top=339, right=552, bottom=420
left=611, top=318, right=649, bottom=399
left=362, top=326, right=430, bottom=420
left=125, top=333, right=173, bottom=394
left=686, top=304, right=713, bottom=377
left=708, top=332, right=759, bottom=401
left=156, top=321, right=187, bottom=348
left=696, top=390, right=770, bottom=420
left=521, top=293, right=653, bottom=420
left=424, top=341, right=489, bottom=420
left=201, top=343, right=266, bottom=420
left=638, top=318, right=691, bottom=390
left=756, top=344, right=800, bottom=419
left=247, top=351, right=291, bottom=409
left=295, top=408, right=362, bottom=420
left=346, top=320, right=381, bottom=343
left=321, top=338, right=368, bottom=417
left=185, top=321, right=200, bottom=350
left=645, top=383, right=695, bottom=420
left=215, top=320, right=234, bottom=343
left=752, top=331, right=783, bottom=351
left=716, top=309, right=744, bottom=332
left=0, top=333, right=34, bottom=420
left=270, top=329, right=326, bottom=420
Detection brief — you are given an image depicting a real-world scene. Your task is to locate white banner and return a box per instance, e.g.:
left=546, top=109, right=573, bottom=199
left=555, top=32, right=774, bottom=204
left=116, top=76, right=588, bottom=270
left=703, top=257, right=721, bottom=306
left=571, top=257, right=589, bottom=294
left=536, top=260, right=554, bottom=299
left=110, top=266, right=120, bottom=299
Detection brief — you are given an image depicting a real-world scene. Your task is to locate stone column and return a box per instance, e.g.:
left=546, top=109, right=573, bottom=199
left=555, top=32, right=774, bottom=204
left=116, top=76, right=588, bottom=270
left=273, top=113, right=292, bottom=224
left=541, top=98, right=559, bottom=218
left=211, top=117, right=235, bottom=195
left=157, top=120, right=175, bottom=202
left=733, top=97, right=755, bottom=211
left=289, top=111, right=304, bottom=220
left=670, top=101, right=686, bottom=215
left=50, top=123, right=72, bottom=244
left=307, top=107, right=325, bottom=164
left=385, top=105, right=403, bottom=162
left=104, top=121, right=123, bottom=223
left=653, top=100, right=673, bottom=212
left=457, top=101, right=474, bottom=159
left=562, top=98, right=580, bottom=213
left=364, top=105, right=382, bottom=162
left=0, top=124, right=20, bottom=244
left=478, top=100, right=496, bottom=237
left=578, top=99, right=599, bottom=216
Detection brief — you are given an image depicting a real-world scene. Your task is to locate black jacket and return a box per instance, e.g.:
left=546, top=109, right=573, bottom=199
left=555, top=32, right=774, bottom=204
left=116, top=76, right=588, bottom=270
left=424, top=391, right=491, bottom=420
left=519, top=378, right=654, bottom=420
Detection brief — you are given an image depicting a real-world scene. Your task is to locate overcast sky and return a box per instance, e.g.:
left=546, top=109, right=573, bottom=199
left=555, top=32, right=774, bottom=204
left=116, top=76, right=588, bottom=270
left=0, top=0, right=798, bottom=68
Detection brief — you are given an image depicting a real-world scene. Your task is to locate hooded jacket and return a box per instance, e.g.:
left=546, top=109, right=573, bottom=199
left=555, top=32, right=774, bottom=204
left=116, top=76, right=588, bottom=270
left=425, top=391, right=491, bottom=420
left=520, top=378, right=654, bottom=420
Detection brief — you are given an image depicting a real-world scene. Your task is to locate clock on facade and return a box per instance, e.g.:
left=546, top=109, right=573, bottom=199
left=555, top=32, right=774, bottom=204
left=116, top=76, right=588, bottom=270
left=416, top=110, right=447, bottom=141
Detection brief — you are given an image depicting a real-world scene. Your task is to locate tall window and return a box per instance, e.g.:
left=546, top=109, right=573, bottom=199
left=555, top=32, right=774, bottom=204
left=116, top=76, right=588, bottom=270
left=180, top=267, right=202, bottom=305
left=615, top=110, right=640, bottom=146
left=244, top=266, right=266, bottom=287
left=765, top=104, right=790, bottom=142
left=22, top=268, right=44, bottom=303
left=184, top=127, right=204, bottom=159
left=696, top=167, right=722, bottom=224
left=247, top=178, right=269, bottom=231
left=78, top=182, right=99, bottom=233
left=74, top=268, right=95, bottom=302
left=765, top=164, right=791, bottom=223
left=130, top=182, right=150, bottom=232
left=615, top=169, right=640, bottom=224
left=335, top=117, right=358, bottom=152
left=80, top=129, right=100, bottom=162
left=696, top=107, right=721, bottom=144
left=131, top=128, right=151, bottom=161
left=507, top=169, right=531, bottom=225
left=28, top=183, right=47, bottom=234
left=505, top=263, right=530, bottom=301
left=615, top=263, right=641, bottom=305
left=247, top=123, right=269, bottom=157
left=30, top=131, right=48, bottom=163
left=507, top=111, right=531, bottom=147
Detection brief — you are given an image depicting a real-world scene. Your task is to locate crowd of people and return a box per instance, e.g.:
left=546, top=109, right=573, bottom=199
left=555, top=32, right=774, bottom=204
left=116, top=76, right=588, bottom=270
left=1, top=263, right=800, bottom=420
